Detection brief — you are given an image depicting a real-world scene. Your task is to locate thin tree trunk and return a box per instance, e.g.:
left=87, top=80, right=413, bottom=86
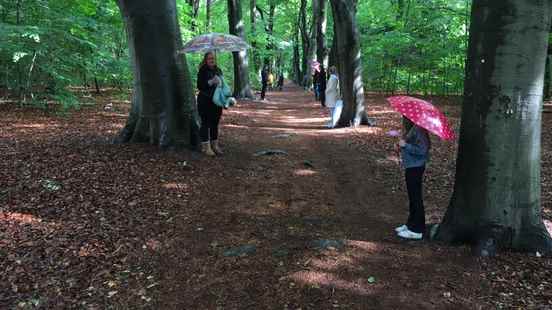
left=434, top=0, right=552, bottom=256
left=302, top=0, right=318, bottom=89
left=293, top=22, right=302, bottom=84
left=228, top=0, right=254, bottom=99
left=187, top=0, right=200, bottom=32
left=94, top=77, right=101, bottom=94
left=206, top=0, right=212, bottom=32
left=299, top=0, right=308, bottom=87
left=16, top=0, right=23, bottom=100
left=330, top=0, right=369, bottom=127
left=315, top=0, right=328, bottom=69
left=250, top=0, right=260, bottom=79
left=115, top=0, right=199, bottom=148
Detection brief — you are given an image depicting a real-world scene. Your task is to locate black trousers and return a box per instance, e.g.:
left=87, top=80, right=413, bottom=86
left=405, top=166, right=426, bottom=234
left=198, top=101, right=222, bottom=143
left=261, top=82, right=268, bottom=99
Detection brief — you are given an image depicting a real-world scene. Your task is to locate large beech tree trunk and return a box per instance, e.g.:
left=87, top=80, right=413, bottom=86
left=228, top=0, right=254, bottom=99
left=434, top=0, right=552, bottom=256
left=115, top=0, right=199, bottom=148
left=330, top=0, right=369, bottom=127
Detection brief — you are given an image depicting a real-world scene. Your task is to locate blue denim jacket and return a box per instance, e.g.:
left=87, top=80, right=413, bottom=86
left=400, top=126, right=430, bottom=168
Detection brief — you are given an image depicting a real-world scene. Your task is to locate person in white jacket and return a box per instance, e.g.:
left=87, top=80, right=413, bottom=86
left=325, top=66, right=341, bottom=128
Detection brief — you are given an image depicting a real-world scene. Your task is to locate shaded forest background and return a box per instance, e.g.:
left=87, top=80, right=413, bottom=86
left=1, top=0, right=484, bottom=108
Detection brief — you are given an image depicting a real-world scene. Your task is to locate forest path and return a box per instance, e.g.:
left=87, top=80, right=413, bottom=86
left=156, top=84, right=481, bottom=309
left=3, top=84, right=551, bottom=309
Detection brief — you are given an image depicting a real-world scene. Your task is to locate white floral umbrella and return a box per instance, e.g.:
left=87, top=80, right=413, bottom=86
left=179, top=33, right=250, bottom=54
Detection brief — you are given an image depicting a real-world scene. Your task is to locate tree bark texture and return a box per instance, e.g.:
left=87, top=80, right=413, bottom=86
left=115, top=0, right=199, bottom=148
left=186, top=0, right=200, bottom=32
left=299, top=0, right=309, bottom=87
left=293, top=21, right=302, bottom=84
left=249, top=0, right=261, bottom=77
left=302, top=0, right=317, bottom=88
left=435, top=0, right=552, bottom=256
left=228, top=0, right=254, bottom=99
left=330, top=0, right=368, bottom=127
left=206, top=0, right=212, bottom=32
left=315, top=0, right=328, bottom=69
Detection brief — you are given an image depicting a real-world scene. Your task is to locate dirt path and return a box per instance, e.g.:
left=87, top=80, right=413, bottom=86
left=2, top=85, right=551, bottom=309
left=156, top=85, right=481, bottom=309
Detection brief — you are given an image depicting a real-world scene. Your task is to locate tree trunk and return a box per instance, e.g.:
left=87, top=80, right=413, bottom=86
left=186, top=0, right=200, bottom=32
left=227, top=0, right=254, bottom=99
left=266, top=2, right=276, bottom=69
left=293, top=22, right=302, bottom=84
left=250, top=0, right=261, bottom=79
left=330, top=0, right=369, bottom=127
left=302, top=0, right=318, bottom=89
left=434, top=0, right=552, bottom=256
left=328, top=36, right=337, bottom=68
left=299, top=0, right=308, bottom=87
left=94, top=77, right=101, bottom=94
left=315, top=0, right=328, bottom=69
left=115, top=0, right=199, bottom=149
left=206, top=0, right=212, bottom=32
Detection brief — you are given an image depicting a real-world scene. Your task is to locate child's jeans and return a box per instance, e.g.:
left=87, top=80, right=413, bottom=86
left=405, top=165, right=426, bottom=234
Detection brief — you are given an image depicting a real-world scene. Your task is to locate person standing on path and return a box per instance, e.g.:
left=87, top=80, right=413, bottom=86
left=261, top=66, right=268, bottom=100
left=318, top=67, right=327, bottom=107
left=325, top=66, right=340, bottom=128
left=197, top=52, right=225, bottom=156
left=395, top=117, right=431, bottom=240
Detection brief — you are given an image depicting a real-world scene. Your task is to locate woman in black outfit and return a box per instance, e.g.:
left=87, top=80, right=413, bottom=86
left=197, top=52, right=224, bottom=156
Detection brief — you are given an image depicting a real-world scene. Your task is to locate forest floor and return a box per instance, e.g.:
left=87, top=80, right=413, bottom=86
left=1, top=84, right=552, bottom=309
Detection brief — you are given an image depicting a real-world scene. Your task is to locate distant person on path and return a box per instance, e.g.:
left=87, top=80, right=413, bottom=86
left=197, top=52, right=225, bottom=156
left=268, top=71, right=274, bottom=90
left=277, top=73, right=284, bottom=91
left=325, top=66, right=340, bottom=128
left=318, top=67, right=327, bottom=107
left=395, top=118, right=431, bottom=240
left=261, top=66, right=268, bottom=100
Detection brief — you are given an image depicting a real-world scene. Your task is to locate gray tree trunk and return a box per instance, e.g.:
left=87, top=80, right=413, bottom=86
left=206, top=0, right=212, bottom=32
left=330, top=0, right=369, bottom=127
left=115, top=0, right=199, bottom=149
left=435, top=0, right=552, bottom=256
left=315, top=0, right=328, bottom=69
left=186, top=0, right=200, bottom=32
left=302, top=0, right=318, bottom=89
left=250, top=0, right=261, bottom=79
left=293, top=22, right=302, bottom=84
left=299, top=0, right=309, bottom=87
left=228, top=0, right=254, bottom=99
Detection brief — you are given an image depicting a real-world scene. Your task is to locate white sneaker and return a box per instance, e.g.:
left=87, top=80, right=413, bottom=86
left=397, top=229, right=423, bottom=240
left=395, top=225, right=408, bottom=233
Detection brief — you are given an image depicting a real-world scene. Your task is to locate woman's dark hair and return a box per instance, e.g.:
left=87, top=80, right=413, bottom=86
left=200, top=52, right=215, bottom=68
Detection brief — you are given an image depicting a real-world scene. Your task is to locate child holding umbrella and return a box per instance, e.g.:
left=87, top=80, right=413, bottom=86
left=387, top=96, right=456, bottom=240
left=395, top=117, right=431, bottom=240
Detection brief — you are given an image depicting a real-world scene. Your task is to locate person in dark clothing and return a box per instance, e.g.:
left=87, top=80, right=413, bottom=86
left=197, top=52, right=224, bottom=156
left=277, top=73, right=284, bottom=91
left=261, top=66, right=268, bottom=100
left=313, top=70, right=321, bottom=100
left=318, top=67, right=327, bottom=107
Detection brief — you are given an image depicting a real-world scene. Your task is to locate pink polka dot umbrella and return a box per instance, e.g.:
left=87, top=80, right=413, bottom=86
left=386, top=96, right=455, bottom=141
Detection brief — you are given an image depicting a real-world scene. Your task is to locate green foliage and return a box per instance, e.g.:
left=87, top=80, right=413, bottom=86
left=0, top=0, right=130, bottom=108
left=0, top=0, right=471, bottom=109
left=358, top=0, right=470, bottom=95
